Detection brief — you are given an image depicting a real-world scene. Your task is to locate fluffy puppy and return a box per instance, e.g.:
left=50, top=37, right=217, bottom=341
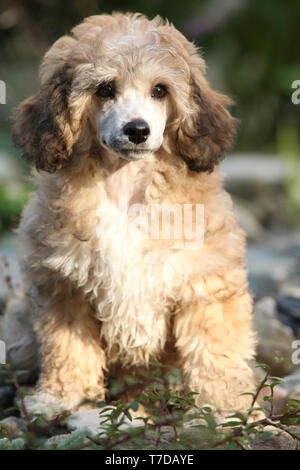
left=2, top=13, right=257, bottom=420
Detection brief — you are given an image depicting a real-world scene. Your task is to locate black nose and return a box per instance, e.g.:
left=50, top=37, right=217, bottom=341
left=123, top=119, right=150, bottom=145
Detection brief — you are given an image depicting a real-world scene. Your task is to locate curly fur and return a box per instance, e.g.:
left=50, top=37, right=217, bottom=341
left=3, top=13, right=257, bottom=420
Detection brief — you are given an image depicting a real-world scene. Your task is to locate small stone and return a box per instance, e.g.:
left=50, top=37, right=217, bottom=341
left=276, top=296, right=300, bottom=336
left=222, top=154, right=285, bottom=188
left=45, top=433, right=70, bottom=447
left=251, top=431, right=300, bottom=450
left=234, top=201, right=265, bottom=242
left=254, top=297, right=296, bottom=376
left=279, top=282, right=300, bottom=300
left=0, top=416, right=27, bottom=436
left=67, top=408, right=143, bottom=436
left=279, top=368, right=300, bottom=397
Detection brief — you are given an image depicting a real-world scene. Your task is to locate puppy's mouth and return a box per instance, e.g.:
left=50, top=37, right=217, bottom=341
left=118, top=148, right=154, bottom=161
left=101, top=139, right=154, bottom=160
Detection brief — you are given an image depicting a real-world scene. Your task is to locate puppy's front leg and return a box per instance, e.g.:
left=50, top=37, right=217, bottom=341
left=25, top=287, right=106, bottom=419
left=174, top=288, right=257, bottom=421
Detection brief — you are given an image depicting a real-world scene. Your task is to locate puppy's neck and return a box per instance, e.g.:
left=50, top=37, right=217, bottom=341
left=103, top=152, right=155, bottom=208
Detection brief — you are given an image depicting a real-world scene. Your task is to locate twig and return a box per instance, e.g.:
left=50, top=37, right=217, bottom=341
left=250, top=365, right=270, bottom=411
left=4, top=364, right=33, bottom=428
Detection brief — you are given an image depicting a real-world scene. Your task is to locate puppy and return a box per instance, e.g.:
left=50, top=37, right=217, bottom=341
left=2, top=13, right=257, bottom=421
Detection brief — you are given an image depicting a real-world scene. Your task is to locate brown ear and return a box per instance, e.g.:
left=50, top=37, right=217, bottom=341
left=13, top=64, right=77, bottom=172
left=174, top=71, right=238, bottom=173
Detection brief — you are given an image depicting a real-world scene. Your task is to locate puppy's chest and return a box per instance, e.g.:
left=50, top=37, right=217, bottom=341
left=89, top=202, right=185, bottom=362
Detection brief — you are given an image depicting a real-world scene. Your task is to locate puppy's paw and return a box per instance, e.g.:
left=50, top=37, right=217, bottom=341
left=67, top=408, right=144, bottom=436
left=23, top=391, right=69, bottom=420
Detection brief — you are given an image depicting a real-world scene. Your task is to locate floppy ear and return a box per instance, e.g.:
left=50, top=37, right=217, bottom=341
left=13, top=63, right=78, bottom=173
left=174, top=68, right=238, bottom=173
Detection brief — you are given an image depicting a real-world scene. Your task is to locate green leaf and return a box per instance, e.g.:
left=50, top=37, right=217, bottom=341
left=125, top=375, right=142, bottom=385
left=261, top=431, right=273, bottom=440
left=286, top=398, right=300, bottom=404
left=263, top=396, right=273, bottom=402
left=204, top=414, right=217, bottom=432
left=284, top=417, right=299, bottom=425
left=123, top=409, right=133, bottom=422
left=95, top=401, right=107, bottom=408
left=14, top=370, right=29, bottom=377
left=226, top=441, right=239, bottom=450
left=225, top=412, right=246, bottom=422
left=221, top=421, right=242, bottom=428
left=110, top=407, right=123, bottom=421
left=129, top=399, right=139, bottom=412
left=201, top=406, right=212, bottom=413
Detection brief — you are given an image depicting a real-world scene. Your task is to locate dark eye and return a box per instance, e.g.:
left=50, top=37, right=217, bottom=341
left=96, top=82, right=115, bottom=99
left=151, top=84, right=168, bottom=99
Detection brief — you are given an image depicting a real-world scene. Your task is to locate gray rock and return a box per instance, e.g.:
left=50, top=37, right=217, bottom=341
left=276, top=296, right=300, bottom=337
left=0, top=416, right=27, bottom=436
left=234, top=200, right=265, bottom=242
left=253, top=297, right=296, bottom=376
left=222, top=153, right=285, bottom=187
left=251, top=427, right=300, bottom=450
left=279, top=282, right=300, bottom=300
left=247, top=231, right=300, bottom=299
left=279, top=367, right=300, bottom=394
left=45, top=433, right=72, bottom=448
left=222, top=154, right=288, bottom=231
left=276, top=296, right=300, bottom=320
left=0, top=234, right=21, bottom=306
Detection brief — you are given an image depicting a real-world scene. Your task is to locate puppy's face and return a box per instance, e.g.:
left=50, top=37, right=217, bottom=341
left=96, top=78, right=169, bottom=161
left=13, top=14, right=237, bottom=173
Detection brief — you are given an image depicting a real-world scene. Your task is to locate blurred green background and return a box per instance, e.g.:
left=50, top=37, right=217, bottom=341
left=0, top=0, right=299, bottom=233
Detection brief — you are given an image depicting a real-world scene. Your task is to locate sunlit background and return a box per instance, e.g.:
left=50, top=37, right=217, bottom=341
left=0, top=0, right=300, bottom=376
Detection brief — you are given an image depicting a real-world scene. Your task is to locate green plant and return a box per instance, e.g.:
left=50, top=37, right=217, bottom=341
left=0, top=362, right=299, bottom=450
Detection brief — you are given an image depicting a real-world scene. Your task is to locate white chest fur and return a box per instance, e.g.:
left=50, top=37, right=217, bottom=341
left=93, top=201, right=188, bottom=365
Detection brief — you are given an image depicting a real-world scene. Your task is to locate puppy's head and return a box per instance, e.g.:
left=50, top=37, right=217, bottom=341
left=14, top=13, right=237, bottom=173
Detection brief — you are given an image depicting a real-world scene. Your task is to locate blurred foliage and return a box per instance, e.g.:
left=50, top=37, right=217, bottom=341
left=0, top=183, right=32, bottom=232
left=0, top=0, right=299, bottom=151
left=277, top=123, right=300, bottom=227
left=0, top=0, right=299, bottom=230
